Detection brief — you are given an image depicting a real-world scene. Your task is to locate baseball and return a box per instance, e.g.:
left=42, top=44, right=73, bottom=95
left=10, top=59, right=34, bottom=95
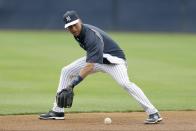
left=104, top=117, right=112, bottom=125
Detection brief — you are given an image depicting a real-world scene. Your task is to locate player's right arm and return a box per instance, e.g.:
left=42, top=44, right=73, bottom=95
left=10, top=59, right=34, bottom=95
left=79, top=29, right=104, bottom=77
left=69, top=28, right=104, bottom=88
left=79, top=63, right=94, bottom=78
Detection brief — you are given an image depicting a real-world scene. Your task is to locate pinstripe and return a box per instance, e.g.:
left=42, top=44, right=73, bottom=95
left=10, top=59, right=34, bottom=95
left=53, top=57, right=158, bottom=115
left=114, top=65, right=147, bottom=104
left=113, top=64, right=155, bottom=113
left=57, top=57, right=86, bottom=92
left=62, top=64, right=82, bottom=88
left=93, top=63, right=158, bottom=115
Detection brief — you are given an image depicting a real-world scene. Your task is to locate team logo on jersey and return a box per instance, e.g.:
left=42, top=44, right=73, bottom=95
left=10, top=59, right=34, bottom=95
left=66, top=16, right=71, bottom=21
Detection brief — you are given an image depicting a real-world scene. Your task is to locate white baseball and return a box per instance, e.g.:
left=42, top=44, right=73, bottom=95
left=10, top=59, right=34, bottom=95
left=104, top=117, right=112, bottom=125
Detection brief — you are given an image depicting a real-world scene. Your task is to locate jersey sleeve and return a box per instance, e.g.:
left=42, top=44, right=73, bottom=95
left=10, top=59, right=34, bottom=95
left=85, top=31, right=104, bottom=64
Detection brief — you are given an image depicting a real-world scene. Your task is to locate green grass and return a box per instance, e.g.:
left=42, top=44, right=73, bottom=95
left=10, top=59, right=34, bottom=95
left=0, top=30, right=196, bottom=115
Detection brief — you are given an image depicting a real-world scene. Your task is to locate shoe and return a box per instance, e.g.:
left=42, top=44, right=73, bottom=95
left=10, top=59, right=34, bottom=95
left=144, top=112, right=163, bottom=124
left=39, top=110, right=64, bottom=120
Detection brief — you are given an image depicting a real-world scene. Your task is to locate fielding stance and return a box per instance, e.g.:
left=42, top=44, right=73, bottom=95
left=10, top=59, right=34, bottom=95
left=39, top=10, right=162, bottom=124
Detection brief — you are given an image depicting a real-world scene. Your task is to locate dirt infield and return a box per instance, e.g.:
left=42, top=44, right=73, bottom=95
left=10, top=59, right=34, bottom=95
left=0, top=111, right=196, bottom=131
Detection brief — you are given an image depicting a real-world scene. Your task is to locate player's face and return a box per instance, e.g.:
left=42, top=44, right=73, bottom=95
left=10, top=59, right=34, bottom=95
left=68, top=21, right=82, bottom=37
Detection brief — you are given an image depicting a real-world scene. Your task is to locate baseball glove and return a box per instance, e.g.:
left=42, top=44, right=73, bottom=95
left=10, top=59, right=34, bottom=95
left=56, top=87, right=74, bottom=108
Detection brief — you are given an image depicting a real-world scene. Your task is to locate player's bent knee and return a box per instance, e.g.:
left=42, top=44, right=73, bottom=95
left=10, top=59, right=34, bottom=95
left=61, top=67, right=69, bottom=74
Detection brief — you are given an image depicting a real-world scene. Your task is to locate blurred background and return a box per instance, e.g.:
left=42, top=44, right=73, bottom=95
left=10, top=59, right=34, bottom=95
left=0, top=0, right=196, bottom=32
left=0, top=0, right=196, bottom=115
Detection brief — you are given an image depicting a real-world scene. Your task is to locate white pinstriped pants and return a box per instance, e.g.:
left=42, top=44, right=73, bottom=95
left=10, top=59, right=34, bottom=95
left=52, top=57, right=158, bottom=115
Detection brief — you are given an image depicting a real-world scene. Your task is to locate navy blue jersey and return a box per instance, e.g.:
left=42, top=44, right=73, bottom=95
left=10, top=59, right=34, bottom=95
left=74, top=24, right=126, bottom=64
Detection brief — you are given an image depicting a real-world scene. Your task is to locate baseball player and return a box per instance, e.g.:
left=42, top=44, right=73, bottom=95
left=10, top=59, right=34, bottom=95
left=39, top=10, right=162, bottom=124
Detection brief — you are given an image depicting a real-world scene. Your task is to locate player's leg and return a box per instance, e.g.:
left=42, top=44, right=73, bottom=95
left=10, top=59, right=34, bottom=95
left=52, top=57, right=86, bottom=111
left=94, top=63, right=162, bottom=123
left=39, top=57, right=86, bottom=120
